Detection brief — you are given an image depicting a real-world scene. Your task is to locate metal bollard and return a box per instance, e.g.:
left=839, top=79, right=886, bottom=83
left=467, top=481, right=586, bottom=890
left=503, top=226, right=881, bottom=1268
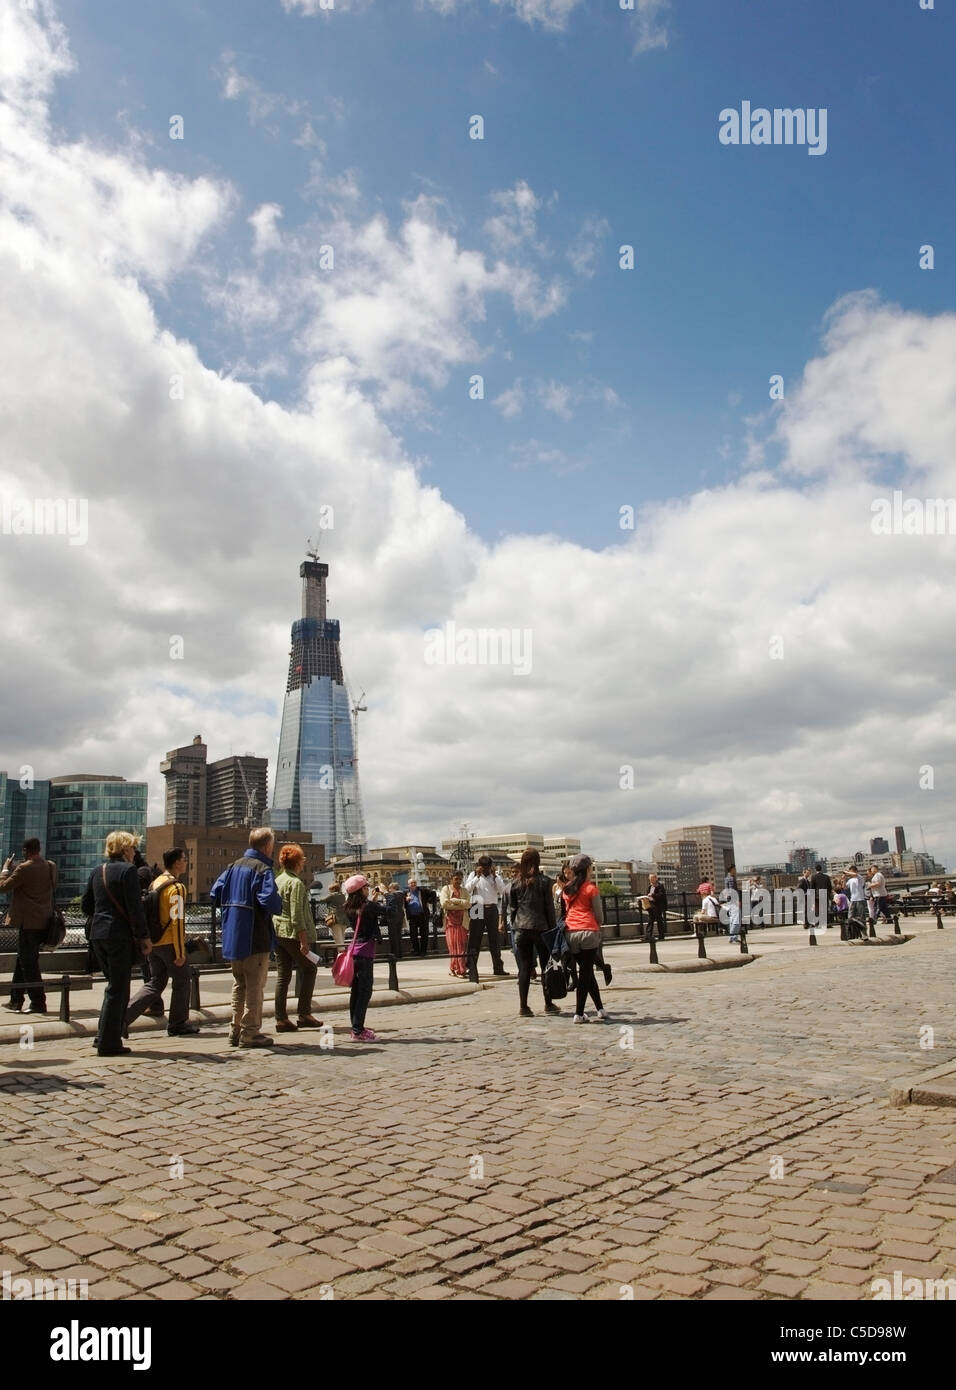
left=696, top=927, right=707, bottom=960
left=808, top=925, right=817, bottom=946
left=936, top=905, right=944, bottom=930
left=739, top=929, right=747, bottom=956
left=387, top=954, right=399, bottom=992
left=190, top=967, right=201, bottom=1010
left=868, top=919, right=877, bottom=939
left=649, top=935, right=659, bottom=965
left=893, top=913, right=901, bottom=936
left=59, top=975, right=71, bottom=1023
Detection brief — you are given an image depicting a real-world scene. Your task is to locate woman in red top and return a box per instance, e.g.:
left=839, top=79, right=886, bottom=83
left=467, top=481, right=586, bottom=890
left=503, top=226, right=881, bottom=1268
left=562, top=854, right=608, bottom=1023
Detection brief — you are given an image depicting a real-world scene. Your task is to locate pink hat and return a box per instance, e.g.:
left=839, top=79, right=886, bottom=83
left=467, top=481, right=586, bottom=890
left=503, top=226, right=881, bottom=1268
left=343, top=874, right=368, bottom=895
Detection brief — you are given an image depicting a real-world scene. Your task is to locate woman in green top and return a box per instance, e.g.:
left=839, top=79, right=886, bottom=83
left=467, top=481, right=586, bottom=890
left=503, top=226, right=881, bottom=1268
left=274, top=844, right=322, bottom=1032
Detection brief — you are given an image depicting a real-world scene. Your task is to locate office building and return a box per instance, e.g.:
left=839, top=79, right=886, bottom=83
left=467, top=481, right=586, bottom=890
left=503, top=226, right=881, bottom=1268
left=161, top=736, right=268, bottom=828
left=594, top=861, right=634, bottom=894
left=271, top=556, right=366, bottom=858
left=0, top=773, right=51, bottom=860
left=652, top=837, right=700, bottom=895
left=789, top=846, right=818, bottom=874
left=870, top=836, right=889, bottom=855
left=46, top=775, right=148, bottom=899
left=895, top=826, right=907, bottom=854
left=657, top=824, right=736, bottom=888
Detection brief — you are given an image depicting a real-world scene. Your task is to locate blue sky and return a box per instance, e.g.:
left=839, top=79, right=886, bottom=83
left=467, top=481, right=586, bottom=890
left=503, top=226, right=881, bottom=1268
left=54, top=0, right=955, bottom=549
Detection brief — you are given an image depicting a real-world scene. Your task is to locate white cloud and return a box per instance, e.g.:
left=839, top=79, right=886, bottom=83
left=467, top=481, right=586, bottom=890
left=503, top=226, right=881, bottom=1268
left=567, top=215, right=609, bottom=278
left=484, top=179, right=543, bottom=252
left=3, top=1, right=956, bottom=872
left=538, top=379, right=573, bottom=420
left=249, top=202, right=283, bottom=254
left=494, top=378, right=525, bottom=418
left=491, top=0, right=583, bottom=31
left=630, top=0, right=670, bottom=55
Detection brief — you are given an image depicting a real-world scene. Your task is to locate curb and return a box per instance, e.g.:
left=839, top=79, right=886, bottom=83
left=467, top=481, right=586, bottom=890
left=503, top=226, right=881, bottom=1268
left=629, top=954, right=756, bottom=974
left=0, top=982, right=480, bottom=1047
left=889, top=1060, right=956, bottom=1108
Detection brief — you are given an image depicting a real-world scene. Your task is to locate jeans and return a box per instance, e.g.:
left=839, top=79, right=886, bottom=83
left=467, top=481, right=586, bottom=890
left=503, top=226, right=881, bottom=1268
left=230, top=951, right=270, bottom=1041
left=350, top=956, right=374, bottom=1031
left=126, top=944, right=191, bottom=1029
left=10, top=928, right=45, bottom=1010
left=274, top=937, right=317, bottom=1020
left=467, top=904, right=504, bottom=975
left=407, top=912, right=428, bottom=955
left=572, top=947, right=603, bottom=1016
left=514, top=929, right=552, bottom=1008
left=92, top=930, right=135, bottom=1050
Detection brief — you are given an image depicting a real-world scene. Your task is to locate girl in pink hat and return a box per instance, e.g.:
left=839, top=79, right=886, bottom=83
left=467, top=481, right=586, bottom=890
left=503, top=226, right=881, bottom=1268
left=343, top=874, right=384, bottom=1042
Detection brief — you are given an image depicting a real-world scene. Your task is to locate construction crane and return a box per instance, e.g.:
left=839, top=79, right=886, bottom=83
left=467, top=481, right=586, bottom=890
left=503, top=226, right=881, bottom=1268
left=236, top=758, right=258, bottom=827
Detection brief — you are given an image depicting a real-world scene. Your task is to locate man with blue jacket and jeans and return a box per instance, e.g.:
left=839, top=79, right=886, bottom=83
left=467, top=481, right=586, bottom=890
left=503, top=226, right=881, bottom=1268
left=211, top=827, right=282, bottom=1049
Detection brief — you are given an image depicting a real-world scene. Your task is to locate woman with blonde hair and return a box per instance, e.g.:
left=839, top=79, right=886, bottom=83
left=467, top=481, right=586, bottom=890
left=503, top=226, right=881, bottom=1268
left=274, top=843, right=322, bottom=1032
left=80, top=831, right=152, bottom=1056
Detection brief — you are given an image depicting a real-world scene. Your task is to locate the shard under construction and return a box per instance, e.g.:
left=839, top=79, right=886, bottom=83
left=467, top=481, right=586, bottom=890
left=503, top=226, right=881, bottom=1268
left=271, top=556, right=366, bottom=858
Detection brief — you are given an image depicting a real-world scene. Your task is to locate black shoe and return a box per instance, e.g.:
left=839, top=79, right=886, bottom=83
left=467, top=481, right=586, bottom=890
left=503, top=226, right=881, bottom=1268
left=602, top=964, right=612, bottom=985
left=167, top=1023, right=200, bottom=1036
left=492, top=968, right=510, bottom=977
left=97, top=1046, right=132, bottom=1057
left=519, top=1006, right=534, bottom=1017
left=544, top=1003, right=561, bottom=1015
left=5, top=1002, right=23, bottom=1013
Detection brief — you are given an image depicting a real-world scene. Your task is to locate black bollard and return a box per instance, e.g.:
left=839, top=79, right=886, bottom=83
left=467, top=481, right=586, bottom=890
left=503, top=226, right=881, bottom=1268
left=739, top=929, right=747, bottom=956
left=868, top=919, right=877, bottom=939
left=387, top=954, right=399, bottom=992
left=808, top=925, right=817, bottom=946
left=189, top=966, right=201, bottom=1010
left=696, top=927, right=707, bottom=960
left=936, top=905, right=944, bottom=930
left=649, top=935, right=659, bottom=965
left=893, top=913, right=901, bottom=936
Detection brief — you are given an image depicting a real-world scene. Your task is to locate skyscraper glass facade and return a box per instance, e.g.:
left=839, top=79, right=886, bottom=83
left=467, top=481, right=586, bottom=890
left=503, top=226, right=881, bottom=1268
left=0, top=773, right=51, bottom=860
left=46, top=778, right=148, bottom=899
left=271, top=561, right=366, bottom=857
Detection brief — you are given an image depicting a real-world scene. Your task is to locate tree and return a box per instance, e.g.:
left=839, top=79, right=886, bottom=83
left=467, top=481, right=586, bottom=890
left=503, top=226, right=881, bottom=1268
left=598, top=880, right=620, bottom=896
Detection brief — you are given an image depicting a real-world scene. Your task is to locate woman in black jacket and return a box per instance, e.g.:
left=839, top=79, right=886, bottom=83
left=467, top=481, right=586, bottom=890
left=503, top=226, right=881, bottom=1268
left=81, top=831, right=151, bottom=1056
left=508, top=848, right=560, bottom=1018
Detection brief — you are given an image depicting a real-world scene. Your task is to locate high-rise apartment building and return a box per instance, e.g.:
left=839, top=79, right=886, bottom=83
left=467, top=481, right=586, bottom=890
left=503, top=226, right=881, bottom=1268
left=271, top=556, right=366, bottom=858
left=870, top=836, right=889, bottom=855
left=894, top=826, right=907, bottom=854
left=160, top=736, right=208, bottom=825
left=657, top=825, right=736, bottom=888
left=160, top=736, right=268, bottom=828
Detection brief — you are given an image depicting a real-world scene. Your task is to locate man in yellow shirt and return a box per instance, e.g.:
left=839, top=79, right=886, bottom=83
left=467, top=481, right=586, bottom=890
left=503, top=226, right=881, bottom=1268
left=125, top=847, right=200, bottom=1038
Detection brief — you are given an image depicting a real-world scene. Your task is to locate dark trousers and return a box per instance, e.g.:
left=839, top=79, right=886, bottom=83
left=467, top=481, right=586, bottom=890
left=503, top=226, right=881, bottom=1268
left=646, top=907, right=666, bottom=940
left=274, top=937, right=317, bottom=1021
left=349, top=956, right=374, bottom=1031
left=573, top=947, right=603, bottom=1017
left=386, top=914, right=404, bottom=959
left=10, top=928, right=45, bottom=1010
left=92, top=930, right=135, bottom=1051
left=407, top=912, right=429, bottom=955
left=467, top=904, right=504, bottom=974
left=126, top=944, right=190, bottom=1029
left=514, top=930, right=552, bottom=1008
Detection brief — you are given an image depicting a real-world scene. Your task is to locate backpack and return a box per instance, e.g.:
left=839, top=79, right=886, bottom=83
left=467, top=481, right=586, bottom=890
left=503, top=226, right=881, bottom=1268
left=143, top=874, right=175, bottom=943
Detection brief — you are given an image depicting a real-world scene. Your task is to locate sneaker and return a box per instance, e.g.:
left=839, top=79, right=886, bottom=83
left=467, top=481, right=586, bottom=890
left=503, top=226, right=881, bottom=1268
left=23, top=1005, right=47, bottom=1015
left=544, top=1003, right=561, bottom=1016
left=572, top=1014, right=590, bottom=1025
left=296, top=1016, right=323, bottom=1028
left=519, top=1006, right=534, bottom=1018
left=5, top=1003, right=23, bottom=1013
left=275, top=1020, right=298, bottom=1033
left=594, top=1008, right=610, bottom=1021
left=167, top=1022, right=200, bottom=1036
left=350, top=1028, right=377, bottom=1042
left=239, top=1035, right=274, bottom=1049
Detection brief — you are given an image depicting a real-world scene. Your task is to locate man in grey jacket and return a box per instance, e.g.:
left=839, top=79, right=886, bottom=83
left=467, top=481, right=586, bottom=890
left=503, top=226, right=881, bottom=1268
left=1, top=838, right=57, bottom=1015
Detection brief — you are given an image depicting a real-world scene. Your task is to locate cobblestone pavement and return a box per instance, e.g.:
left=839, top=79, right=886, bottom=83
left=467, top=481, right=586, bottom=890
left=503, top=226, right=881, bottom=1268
left=1, top=932, right=955, bottom=1300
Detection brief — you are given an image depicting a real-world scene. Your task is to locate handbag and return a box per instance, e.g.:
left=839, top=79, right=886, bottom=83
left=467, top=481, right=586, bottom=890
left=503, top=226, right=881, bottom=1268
left=331, top=910, right=362, bottom=987
left=41, top=863, right=67, bottom=951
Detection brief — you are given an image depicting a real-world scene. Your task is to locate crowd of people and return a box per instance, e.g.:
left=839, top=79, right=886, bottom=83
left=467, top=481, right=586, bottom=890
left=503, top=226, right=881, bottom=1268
left=3, top=831, right=949, bottom=1054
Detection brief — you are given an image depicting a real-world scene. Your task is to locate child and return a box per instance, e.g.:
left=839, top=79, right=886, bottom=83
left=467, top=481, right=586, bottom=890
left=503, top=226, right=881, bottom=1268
left=342, top=874, right=384, bottom=1042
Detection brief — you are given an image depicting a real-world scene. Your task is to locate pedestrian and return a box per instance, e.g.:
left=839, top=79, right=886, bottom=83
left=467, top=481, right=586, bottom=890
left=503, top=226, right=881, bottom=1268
left=810, top=862, right=832, bottom=931
left=342, top=873, right=384, bottom=1042
left=384, top=881, right=406, bottom=959
left=833, top=881, right=849, bottom=935
left=125, top=846, right=199, bottom=1038
left=404, top=877, right=430, bottom=957
left=645, top=872, right=668, bottom=941
left=439, top=872, right=470, bottom=978
left=719, top=883, right=741, bottom=942
left=131, top=845, right=161, bottom=1009
left=211, top=827, right=282, bottom=1049
left=508, top=848, right=560, bottom=1018
left=0, top=837, right=58, bottom=1016
left=562, top=854, right=608, bottom=1023
left=749, top=875, right=767, bottom=927
left=696, top=875, right=714, bottom=900
left=464, top=856, right=510, bottom=978
left=868, top=866, right=893, bottom=926
left=319, top=878, right=348, bottom=948
left=698, top=888, right=721, bottom=931
left=81, top=831, right=152, bottom=1056
left=273, top=843, right=322, bottom=1034
left=845, top=866, right=868, bottom=939
left=797, top=867, right=813, bottom=925
left=723, top=864, right=738, bottom=895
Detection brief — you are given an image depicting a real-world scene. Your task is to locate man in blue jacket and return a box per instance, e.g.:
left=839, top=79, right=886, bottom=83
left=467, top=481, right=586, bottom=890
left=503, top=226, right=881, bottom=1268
left=210, top=827, right=282, bottom=1049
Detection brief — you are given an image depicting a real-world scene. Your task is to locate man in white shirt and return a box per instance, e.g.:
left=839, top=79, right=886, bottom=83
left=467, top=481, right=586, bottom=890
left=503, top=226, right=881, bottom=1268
left=464, top=856, right=510, bottom=978
left=845, top=868, right=868, bottom=938
left=868, top=867, right=893, bottom=926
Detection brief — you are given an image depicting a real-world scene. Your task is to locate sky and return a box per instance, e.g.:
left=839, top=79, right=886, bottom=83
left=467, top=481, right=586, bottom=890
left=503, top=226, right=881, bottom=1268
left=1, top=0, right=954, bottom=867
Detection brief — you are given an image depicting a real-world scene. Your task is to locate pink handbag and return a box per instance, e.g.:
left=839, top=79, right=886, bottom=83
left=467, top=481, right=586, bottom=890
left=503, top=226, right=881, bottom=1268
left=331, top=911, right=361, bottom=987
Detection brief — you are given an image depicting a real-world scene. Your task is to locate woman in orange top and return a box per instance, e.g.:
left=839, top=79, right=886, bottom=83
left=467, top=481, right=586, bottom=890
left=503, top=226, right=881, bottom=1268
left=562, top=854, right=608, bottom=1023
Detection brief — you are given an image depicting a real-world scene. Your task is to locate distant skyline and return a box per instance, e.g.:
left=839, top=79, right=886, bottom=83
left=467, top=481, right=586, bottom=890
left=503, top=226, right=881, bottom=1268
left=1, top=0, right=954, bottom=870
